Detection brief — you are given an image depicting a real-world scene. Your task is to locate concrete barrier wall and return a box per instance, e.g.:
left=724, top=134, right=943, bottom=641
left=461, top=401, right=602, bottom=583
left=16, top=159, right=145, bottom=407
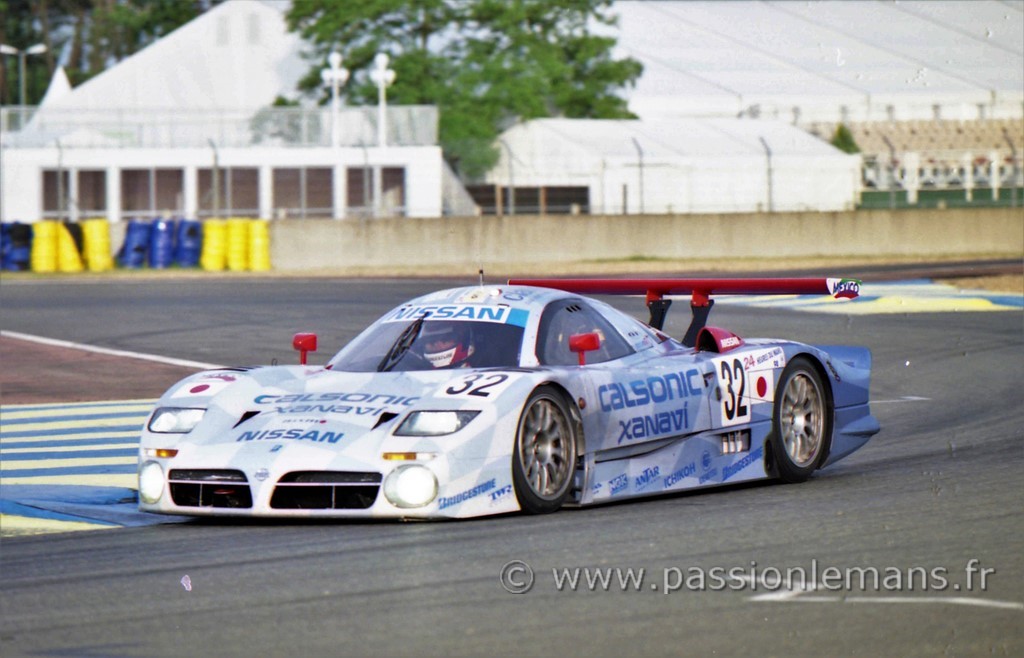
left=270, top=208, right=1024, bottom=272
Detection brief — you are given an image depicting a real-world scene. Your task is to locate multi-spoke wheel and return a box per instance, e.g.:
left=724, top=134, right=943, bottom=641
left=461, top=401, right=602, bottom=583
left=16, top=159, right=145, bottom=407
left=770, top=357, right=832, bottom=482
left=512, top=386, right=578, bottom=514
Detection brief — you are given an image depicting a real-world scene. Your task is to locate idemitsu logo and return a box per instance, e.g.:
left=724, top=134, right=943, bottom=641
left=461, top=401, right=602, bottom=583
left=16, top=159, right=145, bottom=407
left=829, top=278, right=861, bottom=300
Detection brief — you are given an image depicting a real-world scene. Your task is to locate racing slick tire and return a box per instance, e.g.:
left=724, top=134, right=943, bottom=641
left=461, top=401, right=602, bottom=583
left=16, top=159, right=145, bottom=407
left=512, top=386, right=578, bottom=514
left=769, top=357, right=832, bottom=483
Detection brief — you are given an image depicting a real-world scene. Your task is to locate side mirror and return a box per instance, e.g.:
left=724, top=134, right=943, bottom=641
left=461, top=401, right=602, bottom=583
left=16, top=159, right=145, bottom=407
left=568, top=332, right=601, bottom=366
left=292, top=332, right=318, bottom=365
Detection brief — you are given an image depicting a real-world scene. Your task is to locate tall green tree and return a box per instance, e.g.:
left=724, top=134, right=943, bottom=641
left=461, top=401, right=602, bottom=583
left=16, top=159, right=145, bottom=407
left=1, top=0, right=219, bottom=105
left=286, top=0, right=642, bottom=179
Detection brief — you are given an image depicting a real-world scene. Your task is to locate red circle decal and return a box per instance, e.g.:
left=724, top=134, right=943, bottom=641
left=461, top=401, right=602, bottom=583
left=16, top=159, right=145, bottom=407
left=190, top=384, right=210, bottom=394
left=757, top=377, right=767, bottom=398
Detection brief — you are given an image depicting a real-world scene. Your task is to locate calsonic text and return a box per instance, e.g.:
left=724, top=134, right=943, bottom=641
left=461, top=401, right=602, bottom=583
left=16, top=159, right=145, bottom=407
left=255, top=393, right=419, bottom=405
left=598, top=370, right=703, bottom=411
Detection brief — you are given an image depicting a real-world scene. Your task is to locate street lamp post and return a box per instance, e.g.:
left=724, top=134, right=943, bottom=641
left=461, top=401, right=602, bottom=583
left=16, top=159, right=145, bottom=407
left=369, top=53, right=396, bottom=148
left=499, top=138, right=515, bottom=215
left=320, top=51, right=349, bottom=148
left=0, top=43, right=47, bottom=106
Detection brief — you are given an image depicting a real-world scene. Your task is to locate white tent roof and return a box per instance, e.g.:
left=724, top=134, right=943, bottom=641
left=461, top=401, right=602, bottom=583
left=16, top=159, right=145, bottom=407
left=609, top=0, right=1024, bottom=119
left=488, top=118, right=861, bottom=213
left=39, top=1, right=1023, bottom=119
left=35, top=0, right=1022, bottom=124
left=43, top=0, right=307, bottom=112
left=38, top=66, right=72, bottom=107
left=491, top=117, right=852, bottom=181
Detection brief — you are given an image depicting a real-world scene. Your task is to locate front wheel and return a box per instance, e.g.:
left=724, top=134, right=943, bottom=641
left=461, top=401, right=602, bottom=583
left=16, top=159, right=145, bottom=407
left=512, top=386, right=578, bottom=514
left=770, top=357, right=832, bottom=483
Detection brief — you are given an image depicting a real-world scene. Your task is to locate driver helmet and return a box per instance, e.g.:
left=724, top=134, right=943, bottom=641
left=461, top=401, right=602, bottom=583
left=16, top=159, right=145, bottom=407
left=421, top=322, right=475, bottom=368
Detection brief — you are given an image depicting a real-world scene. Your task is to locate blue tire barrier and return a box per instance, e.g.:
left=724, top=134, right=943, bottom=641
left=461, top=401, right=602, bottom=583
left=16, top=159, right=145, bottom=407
left=117, top=219, right=151, bottom=268
left=149, top=219, right=175, bottom=269
left=4, top=223, right=32, bottom=271
left=174, top=219, right=202, bottom=267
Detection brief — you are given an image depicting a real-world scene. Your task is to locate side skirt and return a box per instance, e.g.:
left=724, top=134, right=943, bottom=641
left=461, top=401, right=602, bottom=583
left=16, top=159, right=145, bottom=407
left=574, top=422, right=773, bottom=506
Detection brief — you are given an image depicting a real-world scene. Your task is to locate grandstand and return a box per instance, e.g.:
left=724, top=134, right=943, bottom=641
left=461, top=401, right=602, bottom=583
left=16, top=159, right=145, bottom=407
left=808, top=118, right=1024, bottom=191
left=813, top=119, right=1023, bottom=157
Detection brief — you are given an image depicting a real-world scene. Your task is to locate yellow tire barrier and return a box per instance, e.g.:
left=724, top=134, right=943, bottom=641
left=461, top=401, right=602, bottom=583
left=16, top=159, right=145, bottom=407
left=81, top=218, right=114, bottom=272
left=226, top=218, right=250, bottom=272
left=200, top=219, right=227, bottom=271
left=249, top=220, right=271, bottom=272
left=30, top=221, right=58, bottom=273
left=57, top=223, right=84, bottom=273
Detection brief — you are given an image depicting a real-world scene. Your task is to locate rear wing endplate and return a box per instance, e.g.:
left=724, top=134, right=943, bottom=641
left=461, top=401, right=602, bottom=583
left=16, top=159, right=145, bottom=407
left=507, top=277, right=861, bottom=347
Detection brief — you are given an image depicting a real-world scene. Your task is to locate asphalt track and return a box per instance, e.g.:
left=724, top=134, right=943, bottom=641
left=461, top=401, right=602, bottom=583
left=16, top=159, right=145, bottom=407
left=1, top=276, right=1022, bottom=657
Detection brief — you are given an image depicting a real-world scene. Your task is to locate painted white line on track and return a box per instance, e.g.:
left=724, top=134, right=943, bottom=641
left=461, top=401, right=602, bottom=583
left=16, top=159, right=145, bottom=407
left=743, top=574, right=1023, bottom=611
left=870, top=396, right=931, bottom=405
left=843, top=597, right=1024, bottom=610
left=1, top=330, right=222, bottom=370
left=759, top=595, right=1024, bottom=611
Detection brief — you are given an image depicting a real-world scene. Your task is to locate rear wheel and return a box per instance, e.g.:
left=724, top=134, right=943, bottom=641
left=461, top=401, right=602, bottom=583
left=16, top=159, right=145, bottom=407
left=512, top=386, right=577, bottom=514
left=770, top=357, right=831, bottom=483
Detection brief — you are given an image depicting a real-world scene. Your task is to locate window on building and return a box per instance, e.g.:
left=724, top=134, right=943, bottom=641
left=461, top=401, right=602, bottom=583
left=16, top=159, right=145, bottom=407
left=464, top=185, right=589, bottom=215
left=347, top=167, right=372, bottom=217
left=78, top=170, right=106, bottom=216
left=42, top=169, right=70, bottom=219
left=382, top=167, right=406, bottom=217
left=272, top=167, right=333, bottom=218
left=198, top=167, right=258, bottom=217
left=121, top=168, right=183, bottom=219
left=543, top=187, right=590, bottom=214
left=346, top=166, right=406, bottom=218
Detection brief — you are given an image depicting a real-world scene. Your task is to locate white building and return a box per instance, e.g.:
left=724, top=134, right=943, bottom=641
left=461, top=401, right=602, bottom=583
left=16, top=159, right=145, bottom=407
left=483, top=118, right=861, bottom=215
left=0, top=0, right=446, bottom=224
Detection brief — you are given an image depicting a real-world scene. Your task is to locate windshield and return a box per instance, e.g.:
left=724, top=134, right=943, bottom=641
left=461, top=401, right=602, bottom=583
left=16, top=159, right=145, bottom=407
left=329, top=319, right=525, bottom=372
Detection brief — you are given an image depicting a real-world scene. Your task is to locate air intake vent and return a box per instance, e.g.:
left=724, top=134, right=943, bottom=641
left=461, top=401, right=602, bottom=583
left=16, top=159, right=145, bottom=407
left=168, top=469, right=252, bottom=508
left=271, top=471, right=382, bottom=509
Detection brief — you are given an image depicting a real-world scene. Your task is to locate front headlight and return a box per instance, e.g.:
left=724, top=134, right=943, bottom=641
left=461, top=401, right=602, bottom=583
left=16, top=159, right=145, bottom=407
left=138, top=461, right=165, bottom=504
left=383, top=464, right=438, bottom=508
left=394, top=411, right=479, bottom=436
left=148, top=407, right=206, bottom=433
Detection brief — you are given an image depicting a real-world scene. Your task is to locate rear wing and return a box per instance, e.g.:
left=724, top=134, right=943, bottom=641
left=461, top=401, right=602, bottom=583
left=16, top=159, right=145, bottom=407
left=507, top=277, right=861, bottom=347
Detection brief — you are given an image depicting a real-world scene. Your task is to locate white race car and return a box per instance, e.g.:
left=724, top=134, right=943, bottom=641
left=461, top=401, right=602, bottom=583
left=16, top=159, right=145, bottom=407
left=138, top=277, right=878, bottom=519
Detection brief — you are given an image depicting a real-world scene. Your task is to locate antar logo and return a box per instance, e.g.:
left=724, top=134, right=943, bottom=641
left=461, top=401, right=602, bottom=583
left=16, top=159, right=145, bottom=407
left=829, top=278, right=861, bottom=300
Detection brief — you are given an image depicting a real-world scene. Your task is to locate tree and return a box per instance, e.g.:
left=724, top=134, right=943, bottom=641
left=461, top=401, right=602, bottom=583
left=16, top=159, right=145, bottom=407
left=1, top=0, right=220, bottom=105
left=830, top=123, right=860, bottom=154
left=286, top=0, right=642, bottom=179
